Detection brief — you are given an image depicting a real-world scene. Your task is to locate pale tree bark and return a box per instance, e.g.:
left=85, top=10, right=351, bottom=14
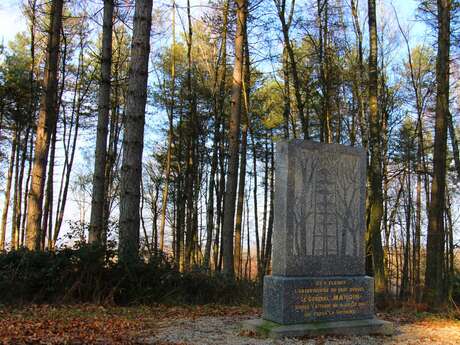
left=25, top=0, right=64, bottom=250
left=13, top=128, right=30, bottom=249
left=41, top=128, right=56, bottom=249
left=350, top=0, right=367, bottom=148
left=282, top=47, right=291, bottom=138
left=0, top=130, right=18, bottom=250
left=234, top=31, right=250, bottom=278
left=447, top=111, right=460, bottom=180
left=204, top=0, right=229, bottom=270
left=262, top=134, right=274, bottom=275
left=261, top=136, right=269, bottom=275
left=424, top=0, right=451, bottom=307
left=118, top=0, right=153, bottom=263
left=53, top=34, right=88, bottom=247
left=250, top=125, right=261, bottom=278
left=317, top=0, right=332, bottom=143
left=222, top=0, right=247, bottom=276
left=89, top=0, right=114, bottom=245
left=11, top=133, right=21, bottom=249
left=158, top=0, right=176, bottom=252
left=21, top=133, right=34, bottom=246
left=183, top=0, right=198, bottom=270
left=366, top=0, right=386, bottom=296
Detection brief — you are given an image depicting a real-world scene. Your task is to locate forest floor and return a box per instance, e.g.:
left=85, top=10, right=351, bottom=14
left=0, top=304, right=459, bottom=345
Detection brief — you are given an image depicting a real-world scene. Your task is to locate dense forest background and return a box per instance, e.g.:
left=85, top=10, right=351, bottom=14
left=0, top=0, right=459, bottom=308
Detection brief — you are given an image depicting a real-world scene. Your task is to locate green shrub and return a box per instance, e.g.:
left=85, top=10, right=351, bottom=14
left=0, top=246, right=261, bottom=306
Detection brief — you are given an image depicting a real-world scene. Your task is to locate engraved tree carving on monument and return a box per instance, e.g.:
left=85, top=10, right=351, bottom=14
left=334, top=156, right=363, bottom=258
left=292, top=149, right=362, bottom=258
left=292, top=150, right=318, bottom=256
left=312, top=155, right=340, bottom=256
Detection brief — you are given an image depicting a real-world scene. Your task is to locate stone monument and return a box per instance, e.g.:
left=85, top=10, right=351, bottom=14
left=242, top=140, right=393, bottom=338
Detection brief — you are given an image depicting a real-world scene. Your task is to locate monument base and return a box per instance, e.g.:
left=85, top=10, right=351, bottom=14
left=241, top=318, right=394, bottom=339
left=264, top=275, right=374, bottom=324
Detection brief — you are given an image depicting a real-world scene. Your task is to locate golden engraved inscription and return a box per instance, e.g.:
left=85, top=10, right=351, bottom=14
left=294, top=280, right=368, bottom=318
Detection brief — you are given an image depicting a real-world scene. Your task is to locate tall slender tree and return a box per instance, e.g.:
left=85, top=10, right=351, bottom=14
left=424, top=0, right=451, bottom=307
left=274, top=0, right=308, bottom=138
left=234, top=28, right=250, bottom=278
left=221, top=0, right=247, bottom=276
left=158, top=0, right=177, bottom=252
left=0, top=130, right=18, bottom=250
left=118, top=0, right=153, bottom=262
left=25, top=0, right=64, bottom=250
left=366, top=0, right=386, bottom=296
left=89, top=0, right=115, bottom=245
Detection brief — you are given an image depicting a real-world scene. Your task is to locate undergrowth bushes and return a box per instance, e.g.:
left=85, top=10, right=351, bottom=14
left=0, top=245, right=261, bottom=305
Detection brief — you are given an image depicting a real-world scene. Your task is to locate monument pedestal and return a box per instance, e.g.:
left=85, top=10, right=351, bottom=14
left=242, top=318, right=394, bottom=338
left=242, top=275, right=393, bottom=338
left=263, top=275, right=374, bottom=324
left=242, top=141, right=393, bottom=339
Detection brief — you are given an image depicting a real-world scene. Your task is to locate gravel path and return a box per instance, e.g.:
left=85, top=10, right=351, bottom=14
left=143, top=314, right=460, bottom=345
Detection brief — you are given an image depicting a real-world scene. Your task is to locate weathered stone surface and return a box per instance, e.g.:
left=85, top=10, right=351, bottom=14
left=243, top=140, right=393, bottom=338
left=272, top=140, right=367, bottom=277
left=241, top=318, right=394, bottom=338
left=263, top=275, right=374, bottom=324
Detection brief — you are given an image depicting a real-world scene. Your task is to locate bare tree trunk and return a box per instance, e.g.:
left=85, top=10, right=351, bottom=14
left=13, top=128, right=30, bottom=249
left=274, top=0, right=308, bottom=138
left=263, top=135, right=274, bottom=275
left=260, top=136, right=269, bottom=277
left=414, top=168, right=422, bottom=302
left=204, top=0, right=229, bottom=270
left=445, top=189, right=454, bottom=300
left=158, top=1, right=177, bottom=253
left=317, top=0, right=332, bottom=143
left=41, top=128, right=56, bottom=249
left=424, top=0, right=451, bottom=307
left=183, top=0, right=198, bottom=271
left=21, top=133, right=34, bottom=247
left=89, top=0, right=114, bottom=245
left=25, top=0, right=64, bottom=250
left=118, top=0, right=153, bottom=263
left=53, top=30, right=88, bottom=248
left=366, top=0, right=386, bottom=296
left=249, top=125, right=260, bottom=278
left=11, top=133, right=21, bottom=249
left=221, top=0, right=247, bottom=276
left=244, top=192, right=251, bottom=279
left=0, top=130, right=18, bottom=250
left=350, top=0, right=367, bottom=148
left=282, top=46, right=290, bottom=138
left=447, top=111, right=460, bottom=180
left=400, top=167, right=411, bottom=300
left=53, top=79, right=85, bottom=247
left=234, top=31, right=250, bottom=278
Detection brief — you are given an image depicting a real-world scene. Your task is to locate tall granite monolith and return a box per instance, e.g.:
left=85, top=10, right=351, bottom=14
left=242, top=140, right=393, bottom=338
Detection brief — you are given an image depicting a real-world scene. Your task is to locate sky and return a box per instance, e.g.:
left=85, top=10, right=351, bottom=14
left=0, top=0, right=26, bottom=44
left=0, top=0, right=423, bottom=46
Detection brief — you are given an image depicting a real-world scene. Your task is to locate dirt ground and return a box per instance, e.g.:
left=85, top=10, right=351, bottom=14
left=144, top=312, right=460, bottom=345
left=1, top=305, right=459, bottom=344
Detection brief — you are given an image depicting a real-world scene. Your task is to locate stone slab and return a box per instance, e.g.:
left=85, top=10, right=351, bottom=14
left=241, top=318, right=394, bottom=338
left=272, top=140, right=367, bottom=277
left=263, top=275, right=374, bottom=324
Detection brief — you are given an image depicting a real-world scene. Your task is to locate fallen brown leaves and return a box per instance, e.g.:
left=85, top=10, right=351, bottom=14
left=0, top=304, right=260, bottom=345
left=0, top=305, right=146, bottom=344
left=3, top=304, right=458, bottom=345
